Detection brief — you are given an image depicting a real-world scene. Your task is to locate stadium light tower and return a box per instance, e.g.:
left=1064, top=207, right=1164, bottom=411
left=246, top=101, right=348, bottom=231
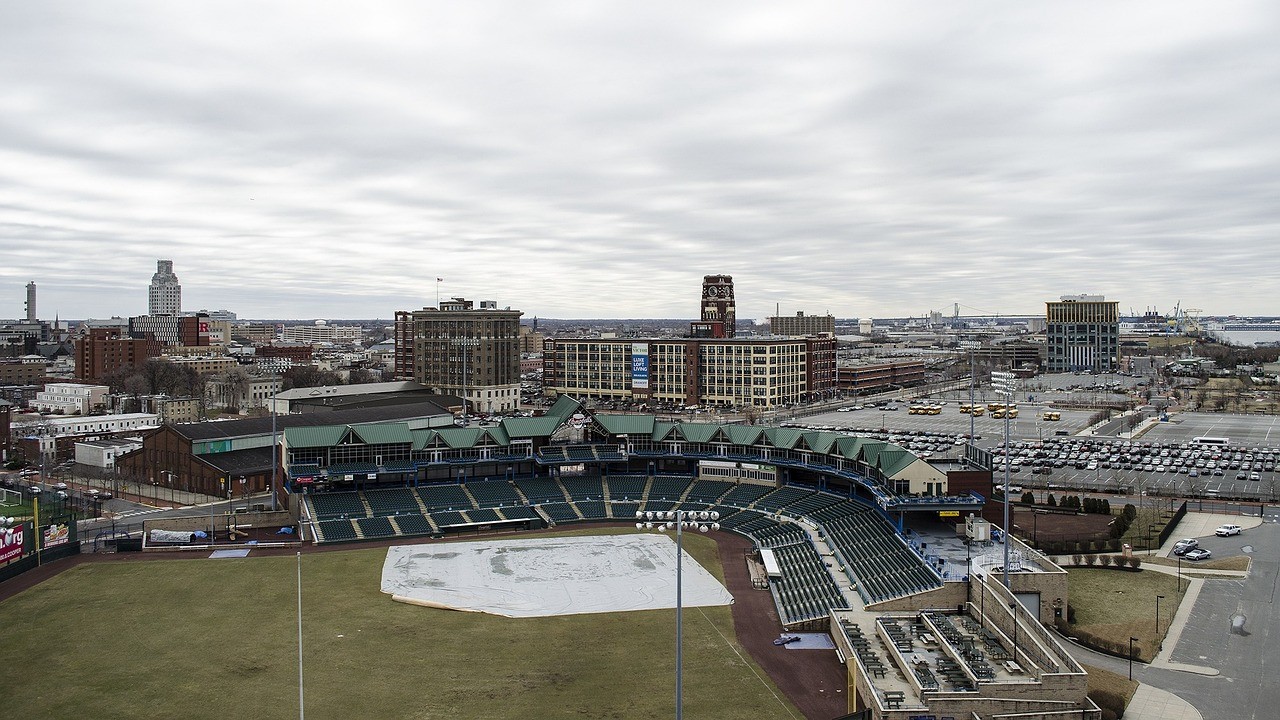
left=991, top=370, right=1017, bottom=588
left=636, top=509, right=720, bottom=720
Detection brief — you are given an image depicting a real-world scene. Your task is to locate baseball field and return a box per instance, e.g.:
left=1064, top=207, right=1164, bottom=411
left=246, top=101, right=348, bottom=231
left=1, top=528, right=802, bottom=720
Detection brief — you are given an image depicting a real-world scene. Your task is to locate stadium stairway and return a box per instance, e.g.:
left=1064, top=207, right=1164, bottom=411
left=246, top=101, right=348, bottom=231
left=412, top=492, right=431, bottom=515
left=533, top=505, right=555, bottom=527
left=360, top=495, right=374, bottom=517
left=799, top=521, right=866, bottom=610
left=461, top=485, right=481, bottom=509
left=389, top=516, right=403, bottom=535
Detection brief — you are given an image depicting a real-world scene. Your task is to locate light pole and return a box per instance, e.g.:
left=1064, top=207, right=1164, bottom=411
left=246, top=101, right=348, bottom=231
left=297, top=551, right=305, bottom=720
left=1009, top=601, right=1019, bottom=665
left=992, top=370, right=1017, bottom=588
left=271, top=386, right=280, bottom=512
left=1128, top=636, right=1138, bottom=680
left=1177, top=556, right=1182, bottom=591
left=239, top=475, right=248, bottom=513
left=1155, top=594, right=1164, bottom=633
left=636, top=509, right=721, bottom=720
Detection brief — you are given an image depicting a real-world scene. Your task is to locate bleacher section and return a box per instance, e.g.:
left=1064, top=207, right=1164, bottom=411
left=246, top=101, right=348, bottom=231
left=515, top=478, right=568, bottom=503
left=647, top=476, right=690, bottom=501
left=718, top=483, right=775, bottom=507
left=395, top=514, right=435, bottom=537
left=310, top=492, right=368, bottom=520
left=540, top=502, right=582, bottom=523
left=812, top=503, right=943, bottom=603
left=560, top=477, right=605, bottom=501
left=575, top=500, right=608, bottom=520
left=356, top=516, right=396, bottom=540
left=684, top=479, right=734, bottom=503
left=605, top=475, right=648, bottom=500
left=365, top=488, right=421, bottom=516
left=770, top=541, right=849, bottom=625
left=467, top=480, right=524, bottom=508
left=417, top=484, right=475, bottom=511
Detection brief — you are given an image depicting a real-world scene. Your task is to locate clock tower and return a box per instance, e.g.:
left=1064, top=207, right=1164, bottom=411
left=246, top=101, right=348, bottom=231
left=692, top=275, right=736, bottom=338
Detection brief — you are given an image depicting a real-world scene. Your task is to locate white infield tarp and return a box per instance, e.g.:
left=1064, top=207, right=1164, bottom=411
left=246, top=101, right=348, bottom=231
left=381, top=534, right=734, bottom=618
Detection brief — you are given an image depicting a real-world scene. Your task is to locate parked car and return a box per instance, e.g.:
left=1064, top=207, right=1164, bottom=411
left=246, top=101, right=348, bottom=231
left=1172, top=539, right=1199, bottom=555
left=1184, top=548, right=1212, bottom=561
left=1215, top=524, right=1242, bottom=537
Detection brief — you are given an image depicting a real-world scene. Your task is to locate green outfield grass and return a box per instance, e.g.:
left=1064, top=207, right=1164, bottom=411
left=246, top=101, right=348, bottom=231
left=0, top=528, right=798, bottom=720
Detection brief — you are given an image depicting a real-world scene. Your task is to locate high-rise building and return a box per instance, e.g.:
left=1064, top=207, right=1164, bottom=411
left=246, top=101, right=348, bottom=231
left=691, top=274, right=736, bottom=338
left=393, top=298, right=523, bottom=413
left=148, top=260, right=182, bottom=316
left=25, top=281, right=36, bottom=322
left=1045, top=294, right=1120, bottom=373
left=770, top=311, right=835, bottom=337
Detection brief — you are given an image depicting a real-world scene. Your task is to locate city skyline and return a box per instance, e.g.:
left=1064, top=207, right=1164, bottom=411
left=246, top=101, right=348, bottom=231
left=2, top=2, right=1278, bottom=320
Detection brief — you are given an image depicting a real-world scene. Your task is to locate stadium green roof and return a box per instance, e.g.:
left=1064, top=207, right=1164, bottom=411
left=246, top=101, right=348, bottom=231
left=284, top=425, right=349, bottom=448
left=592, top=414, right=655, bottom=436
left=349, top=422, right=413, bottom=445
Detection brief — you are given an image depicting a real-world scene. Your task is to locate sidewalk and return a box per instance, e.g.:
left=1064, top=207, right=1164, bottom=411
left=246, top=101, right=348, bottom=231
left=1125, top=683, right=1203, bottom=720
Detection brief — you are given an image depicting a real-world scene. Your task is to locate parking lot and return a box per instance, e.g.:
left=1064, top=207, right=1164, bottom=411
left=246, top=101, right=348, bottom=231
left=788, top=404, right=1280, bottom=502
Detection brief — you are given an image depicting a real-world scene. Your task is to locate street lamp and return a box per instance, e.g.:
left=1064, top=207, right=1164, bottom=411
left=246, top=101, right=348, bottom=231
left=636, top=509, right=721, bottom=720
left=992, top=370, right=1017, bottom=588
left=239, top=475, right=248, bottom=513
left=1128, top=636, right=1138, bottom=680
left=1155, top=594, right=1165, bottom=633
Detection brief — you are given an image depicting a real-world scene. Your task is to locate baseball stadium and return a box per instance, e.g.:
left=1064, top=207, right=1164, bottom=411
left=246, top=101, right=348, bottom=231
left=1, top=396, right=1098, bottom=719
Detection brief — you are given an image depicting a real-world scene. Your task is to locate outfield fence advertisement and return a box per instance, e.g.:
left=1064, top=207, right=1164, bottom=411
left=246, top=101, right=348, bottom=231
left=1, top=521, right=29, bottom=563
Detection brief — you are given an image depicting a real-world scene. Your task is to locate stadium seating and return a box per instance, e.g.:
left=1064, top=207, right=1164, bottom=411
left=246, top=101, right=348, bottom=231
left=684, top=479, right=734, bottom=503
left=394, top=514, right=435, bottom=537
left=560, top=476, right=605, bottom=501
left=309, top=491, right=368, bottom=520
left=605, top=475, right=648, bottom=500
left=646, top=476, right=691, bottom=501
left=574, top=500, right=608, bottom=520
left=365, top=488, right=422, bottom=516
left=466, top=480, right=524, bottom=507
left=318, top=518, right=358, bottom=542
left=718, top=483, right=774, bottom=507
left=466, top=508, right=503, bottom=524
left=515, top=478, right=568, bottom=503
left=417, top=484, right=475, bottom=511
left=356, top=516, right=396, bottom=540
left=540, top=502, right=582, bottom=523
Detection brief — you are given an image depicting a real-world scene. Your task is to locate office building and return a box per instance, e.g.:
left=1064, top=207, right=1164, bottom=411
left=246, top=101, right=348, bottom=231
left=1046, top=294, right=1120, bottom=373
left=543, top=335, right=836, bottom=408
left=770, top=311, right=835, bottom=337
left=394, top=298, right=523, bottom=413
left=148, top=260, right=182, bottom=316
left=25, top=281, right=36, bottom=322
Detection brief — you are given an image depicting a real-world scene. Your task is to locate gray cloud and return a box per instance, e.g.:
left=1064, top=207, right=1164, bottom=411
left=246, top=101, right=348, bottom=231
left=1, top=1, right=1278, bottom=321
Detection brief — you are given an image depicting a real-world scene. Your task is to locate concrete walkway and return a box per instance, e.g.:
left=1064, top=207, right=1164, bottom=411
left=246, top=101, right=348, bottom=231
left=1126, top=683, right=1204, bottom=720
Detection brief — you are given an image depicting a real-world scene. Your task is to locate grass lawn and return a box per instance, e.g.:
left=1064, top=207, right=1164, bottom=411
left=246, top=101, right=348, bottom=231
left=0, top=529, right=796, bottom=720
left=1082, top=662, right=1138, bottom=715
left=1066, top=567, right=1184, bottom=662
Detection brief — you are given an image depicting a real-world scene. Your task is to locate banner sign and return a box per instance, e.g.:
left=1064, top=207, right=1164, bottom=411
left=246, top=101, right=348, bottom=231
left=0, top=522, right=27, bottom=563
left=43, top=523, right=70, bottom=547
left=631, top=343, right=650, bottom=390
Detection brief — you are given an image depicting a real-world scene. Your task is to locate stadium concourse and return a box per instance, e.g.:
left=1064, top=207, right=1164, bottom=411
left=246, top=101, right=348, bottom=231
left=283, top=396, right=1100, bottom=718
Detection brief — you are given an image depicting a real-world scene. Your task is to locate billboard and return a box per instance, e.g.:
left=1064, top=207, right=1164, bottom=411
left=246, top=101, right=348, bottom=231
left=43, top=523, right=70, bottom=548
left=0, top=522, right=28, bottom=563
left=631, top=343, right=650, bottom=391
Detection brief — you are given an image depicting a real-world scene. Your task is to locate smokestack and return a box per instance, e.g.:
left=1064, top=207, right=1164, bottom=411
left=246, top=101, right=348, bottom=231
left=25, top=281, right=36, bottom=322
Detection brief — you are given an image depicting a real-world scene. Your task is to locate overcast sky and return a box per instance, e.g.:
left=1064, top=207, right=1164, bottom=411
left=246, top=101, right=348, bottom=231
left=2, top=2, right=1278, bottom=322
